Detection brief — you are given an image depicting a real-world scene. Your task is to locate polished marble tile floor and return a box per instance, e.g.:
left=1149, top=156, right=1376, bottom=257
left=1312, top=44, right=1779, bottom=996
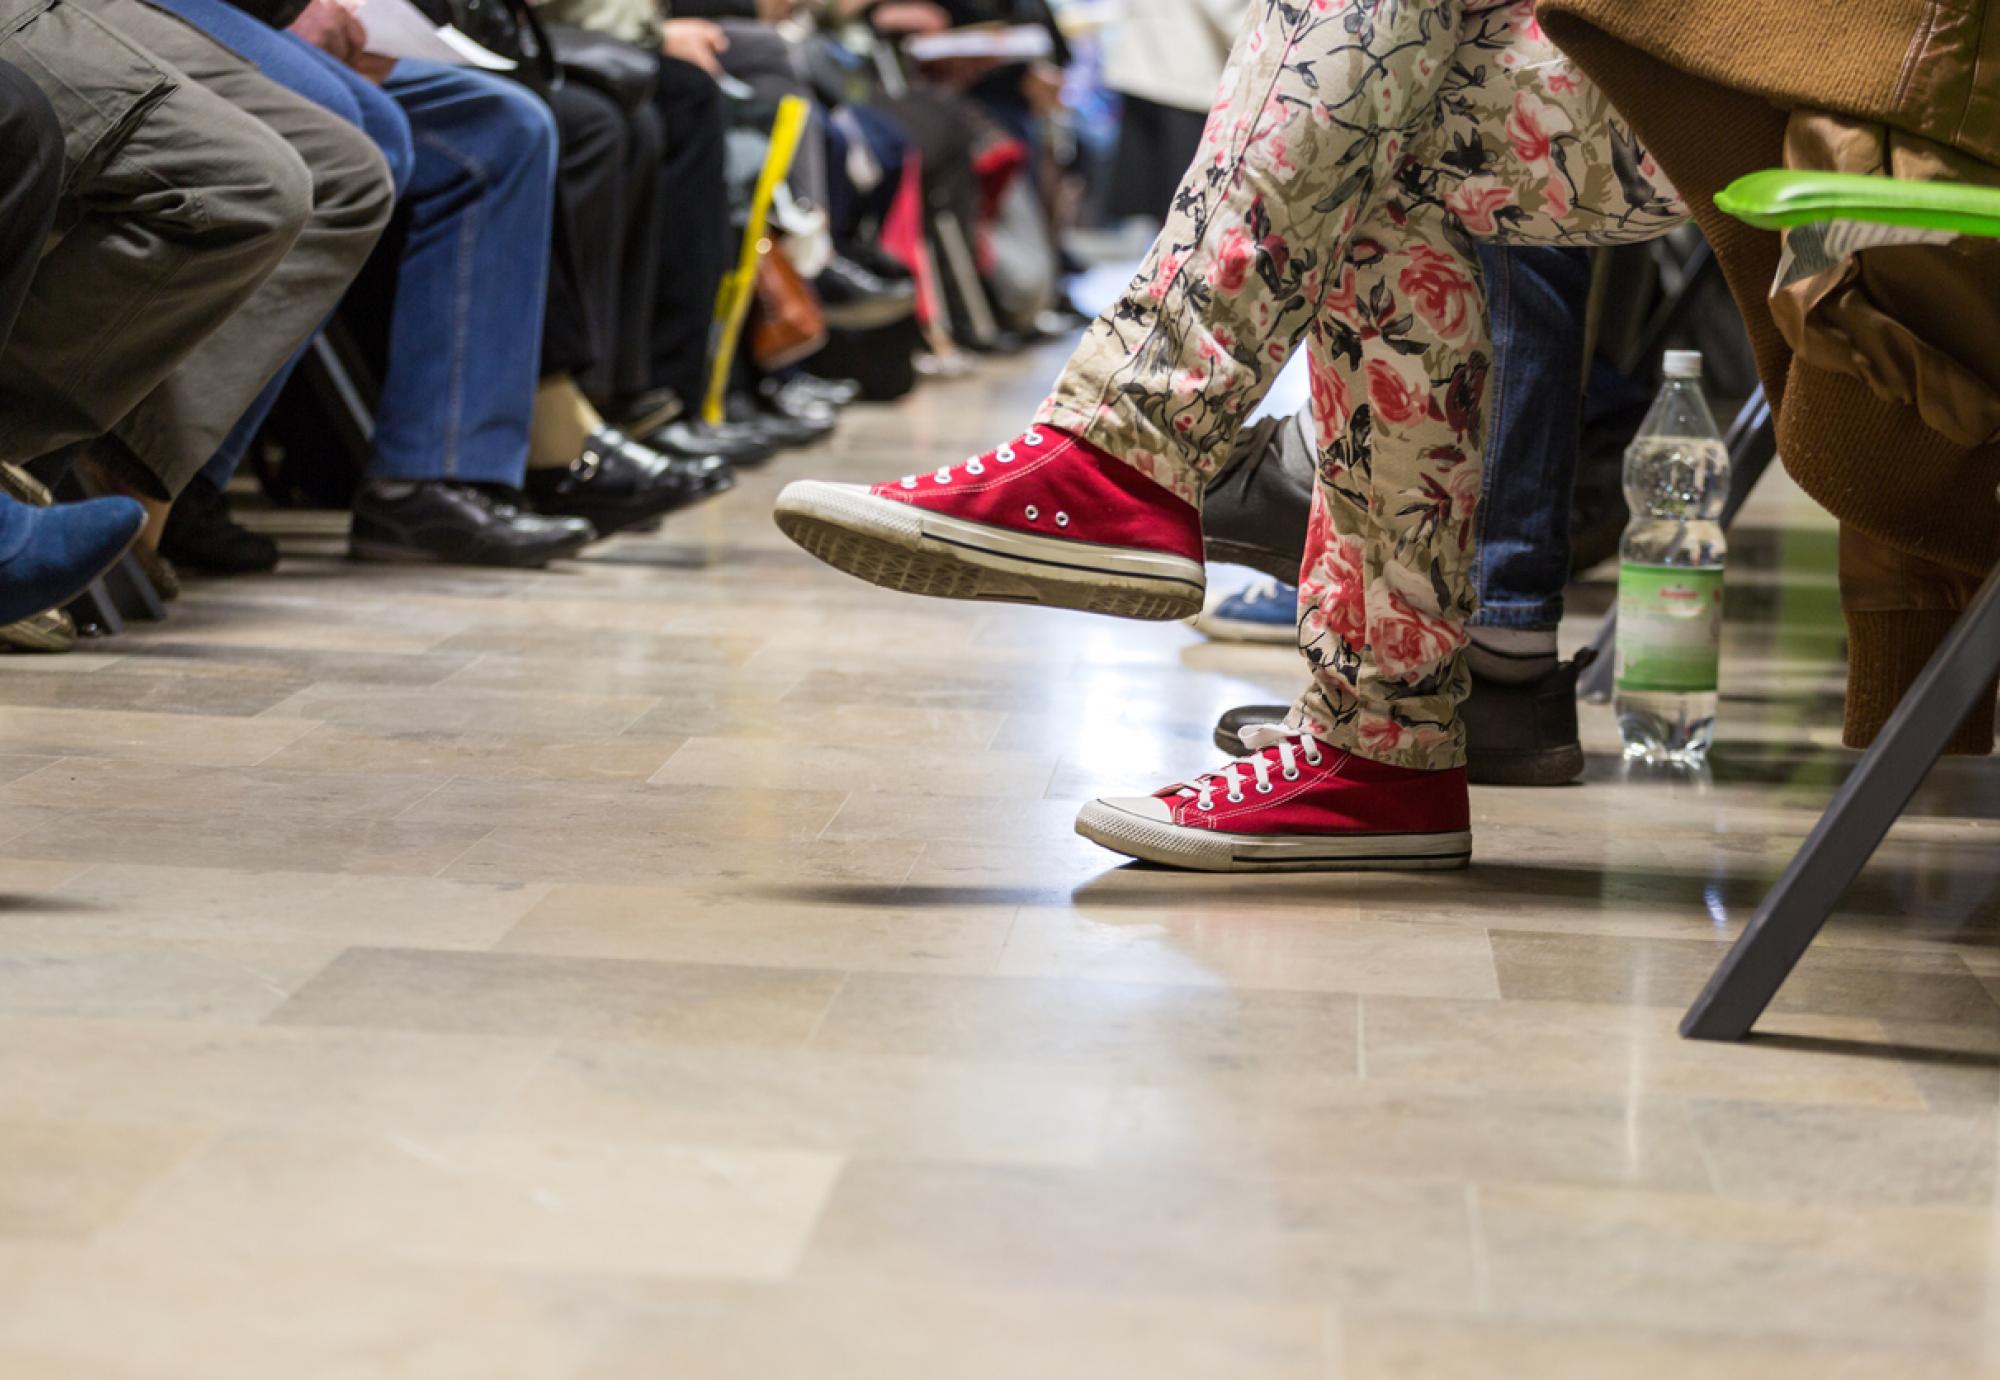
left=2, top=345, right=1997, bottom=1378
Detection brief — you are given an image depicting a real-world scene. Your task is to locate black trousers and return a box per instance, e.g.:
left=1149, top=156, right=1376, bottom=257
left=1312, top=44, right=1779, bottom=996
left=551, top=78, right=663, bottom=403
left=605, top=100, right=664, bottom=401
left=639, top=55, right=729, bottom=409
left=544, top=79, right=633, bottom=383
left=0, top=59, right=62, bottom=357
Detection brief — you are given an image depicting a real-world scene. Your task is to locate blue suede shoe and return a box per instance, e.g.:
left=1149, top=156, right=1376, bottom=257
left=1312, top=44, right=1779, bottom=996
left=0, top=493, right=147, bottom=626
left=1192, top=577, right=1299, bottom=645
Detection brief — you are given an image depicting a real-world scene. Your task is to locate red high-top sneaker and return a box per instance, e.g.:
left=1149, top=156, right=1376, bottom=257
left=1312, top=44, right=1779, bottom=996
left=1076, top=726, right=1472, bottom=872
left=774, top=426, right=1206, bottom=621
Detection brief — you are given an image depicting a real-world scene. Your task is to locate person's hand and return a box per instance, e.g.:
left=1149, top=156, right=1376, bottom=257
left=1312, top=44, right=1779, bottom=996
left=287, top=0, right=367, bottom=65
left=661, top=18, right=729, bottom=75
left=868, top=1, right=950, bottom=35
left=351, top=51, right=397, bottom=83
left=1022, top=60, right=1065, bottom=116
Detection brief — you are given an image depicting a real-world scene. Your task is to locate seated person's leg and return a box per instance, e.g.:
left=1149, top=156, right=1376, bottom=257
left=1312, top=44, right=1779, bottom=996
left=638, top=56, right=776, bottom=466
left=0, top=58, right=58, bottom=356
left=1206, top=245, right=1598, bottom=788
left=0, top=0, right=320, bottom=495
left=88, top=0, right=393, bottom=500
left=353, top=61, right=594, bottom=568
left=777, top=0, right=1685, bottom=873
left=129, top=4, right=415, bottom=576
left=0, top=56, right=147, bottom=621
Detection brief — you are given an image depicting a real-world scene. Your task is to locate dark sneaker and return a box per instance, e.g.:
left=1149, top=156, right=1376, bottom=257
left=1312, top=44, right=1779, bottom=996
left=160, top=475, right=278, bottom=575
left=524, top=429, right=736, bottom=537
left=1212, top=652, right=1596, bottom=788
left=350, top=481, right=595, bottom=568
left=1201, top=411, right=1312, bottom=583
left=1459, top=651, right=1593, bottom=786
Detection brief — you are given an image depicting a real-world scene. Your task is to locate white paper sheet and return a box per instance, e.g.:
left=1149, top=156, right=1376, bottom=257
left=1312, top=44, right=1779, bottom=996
left=348, top=0, right=516, bottom=70
left=904, top=24, right=1054, bottom=63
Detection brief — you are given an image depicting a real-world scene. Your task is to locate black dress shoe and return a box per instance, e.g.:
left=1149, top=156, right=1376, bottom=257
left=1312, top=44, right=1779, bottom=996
left=730, top=392, right=834, bottom=450
left=524, top=429, right=736, bottom=537
left=783, top=374, right=861, bottom=409
left=813, top=253, right=917, bottom=331
left=1201, top=412, right=1312, bottom=582
left=1212, top=652, right=1595, bottom=787
left=759, top=375, right=843, bottom=423
left=646, top=417, right=778, bottom=468
left=350, top=481, right=595, bottom=568
left=160, top=475, right=279, bottom=575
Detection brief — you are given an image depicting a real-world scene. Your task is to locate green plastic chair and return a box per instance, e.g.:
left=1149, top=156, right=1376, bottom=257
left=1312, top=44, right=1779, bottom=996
left=1715, top=169, right=2000, bottom=239
left=1683, top=170, right=2000, bottom=1042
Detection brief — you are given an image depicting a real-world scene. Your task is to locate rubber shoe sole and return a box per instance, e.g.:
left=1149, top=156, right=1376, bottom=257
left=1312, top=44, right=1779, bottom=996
left=1202, top=535, right=1302, bottom=585
left=1075, top=799, right=1472, bottom=873
left=775, top=481, right=1205, bottom=622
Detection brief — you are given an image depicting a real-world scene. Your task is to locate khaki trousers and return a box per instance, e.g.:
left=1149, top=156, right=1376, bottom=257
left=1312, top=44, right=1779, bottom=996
left=0, top=0, right=392, bottom=496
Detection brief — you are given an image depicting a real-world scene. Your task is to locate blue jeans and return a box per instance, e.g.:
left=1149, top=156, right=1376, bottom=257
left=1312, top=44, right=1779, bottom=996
left=159, top=0, right=556, bottom=490
left=1467, top=244, right=1593, bottom=632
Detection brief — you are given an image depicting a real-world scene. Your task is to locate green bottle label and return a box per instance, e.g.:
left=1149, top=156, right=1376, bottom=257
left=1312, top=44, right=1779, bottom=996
left=1616, top=563, right=1723, bottom=694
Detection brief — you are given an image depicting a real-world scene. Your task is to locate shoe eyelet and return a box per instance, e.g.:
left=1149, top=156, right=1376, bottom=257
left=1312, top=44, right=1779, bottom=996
left=1024, top=429, right=1046, bottom=446
left=899, top=477, right=918, bottom=490
left=1282, top=769, right=1300, bottom=781
left=966, top=460, right=985, bottom=476
left=1305, top=753, right=1324, bottom=768
left=1055, top=512, right=1070, bottom=528
left=1197, top=800, right=1214, bottom=812
left=1256, top=782, right=1274, bottom=795
left=1226, top=792, right=1244, bottom=805
left=997, top=446, right=1017, bottom=463
left=1025, top=505, right=1039, bottom=521
left=933, top=468, right=954, bottom=484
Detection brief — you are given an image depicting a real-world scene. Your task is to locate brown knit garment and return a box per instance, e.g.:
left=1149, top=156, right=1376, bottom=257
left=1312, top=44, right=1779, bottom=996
left=1788, top=369, right=2000, bottom=751
left=1542, top=2, right=2000, bottom=755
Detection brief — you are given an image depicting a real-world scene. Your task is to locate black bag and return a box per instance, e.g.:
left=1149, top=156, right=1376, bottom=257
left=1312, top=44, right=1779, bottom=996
left=544, top=25, right=657, bottom=113
left=408, top=0, right=558, bottom=92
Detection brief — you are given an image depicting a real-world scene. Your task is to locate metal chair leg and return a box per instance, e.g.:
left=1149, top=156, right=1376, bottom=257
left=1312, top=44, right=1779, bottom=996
left=1681, top=557, right=2000, bottom=1040
left=64, top=577, right=126, bottom=637
left=1578, top=385, right=1773, bottom=704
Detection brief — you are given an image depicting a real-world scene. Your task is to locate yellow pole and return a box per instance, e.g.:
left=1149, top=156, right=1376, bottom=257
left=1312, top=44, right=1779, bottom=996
left=704, top=94, right=812, bottom=426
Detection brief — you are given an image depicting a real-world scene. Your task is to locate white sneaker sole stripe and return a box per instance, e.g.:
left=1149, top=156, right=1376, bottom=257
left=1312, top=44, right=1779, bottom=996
left=1075, top=800, right=1472, bottom=874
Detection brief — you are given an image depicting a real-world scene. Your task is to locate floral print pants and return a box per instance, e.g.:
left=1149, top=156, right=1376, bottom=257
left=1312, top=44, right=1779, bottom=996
left=1038, top=0, right=1684, bottom=769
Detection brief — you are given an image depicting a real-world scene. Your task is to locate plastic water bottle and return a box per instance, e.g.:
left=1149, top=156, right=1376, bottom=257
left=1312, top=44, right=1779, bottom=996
left=1615, top=350, right=1729, bottom=764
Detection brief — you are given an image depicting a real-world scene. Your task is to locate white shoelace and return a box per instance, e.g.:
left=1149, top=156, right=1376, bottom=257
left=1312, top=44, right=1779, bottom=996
left=1176, top=724, right=1326, bottom=811
left=898, top=428, right=1047, bottom=489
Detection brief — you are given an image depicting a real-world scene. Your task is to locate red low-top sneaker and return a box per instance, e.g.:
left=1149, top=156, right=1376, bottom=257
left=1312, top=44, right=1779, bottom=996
left=774, top=426, right=1207, bottom=621
left=1076, top=726, right=1472, bottom=872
